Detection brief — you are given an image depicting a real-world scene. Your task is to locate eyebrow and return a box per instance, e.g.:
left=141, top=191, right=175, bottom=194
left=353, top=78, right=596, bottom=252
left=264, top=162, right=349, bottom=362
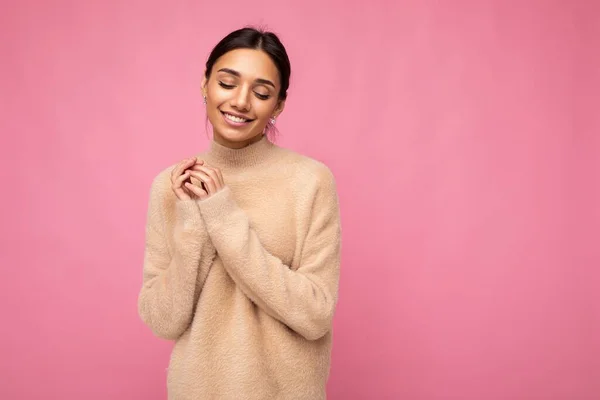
left=217, top=68, right=276, bottom=89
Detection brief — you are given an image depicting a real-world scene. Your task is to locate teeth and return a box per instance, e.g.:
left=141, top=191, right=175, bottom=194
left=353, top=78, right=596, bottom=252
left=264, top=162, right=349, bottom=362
left=225, top=113, right=248, bottom=123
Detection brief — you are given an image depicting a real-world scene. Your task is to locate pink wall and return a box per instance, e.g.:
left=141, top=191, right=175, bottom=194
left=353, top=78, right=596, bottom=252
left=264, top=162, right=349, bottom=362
left=2, top=1, right=598, bottom=399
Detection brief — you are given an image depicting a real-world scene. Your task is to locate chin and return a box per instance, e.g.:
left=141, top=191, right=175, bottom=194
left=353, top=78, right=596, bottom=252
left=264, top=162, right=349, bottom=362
left=220, top=128, right=254, bottom=141
left=215, top=126, right=263, bottom=145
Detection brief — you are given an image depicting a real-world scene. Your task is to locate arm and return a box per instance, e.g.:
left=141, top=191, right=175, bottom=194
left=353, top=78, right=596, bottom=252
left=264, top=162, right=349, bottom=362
left=137, top=174, right=216, bottom=340
left=198, top=169, right=341, bottom=341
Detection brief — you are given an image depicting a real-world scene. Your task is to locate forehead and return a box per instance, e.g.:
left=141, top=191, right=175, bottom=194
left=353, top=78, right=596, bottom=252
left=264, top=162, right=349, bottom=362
left=213, top=49, right=280, bottom=85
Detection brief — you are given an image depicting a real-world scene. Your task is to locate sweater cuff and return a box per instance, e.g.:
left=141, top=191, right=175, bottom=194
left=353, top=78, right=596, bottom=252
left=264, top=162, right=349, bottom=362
left=175, top=199, right=203, bottom=232
left=196, top=187, right=238, bottom=233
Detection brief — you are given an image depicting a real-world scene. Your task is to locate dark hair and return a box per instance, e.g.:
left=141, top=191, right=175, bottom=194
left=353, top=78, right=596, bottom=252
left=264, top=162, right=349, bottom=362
left=205, top=27, right=291, bottom=101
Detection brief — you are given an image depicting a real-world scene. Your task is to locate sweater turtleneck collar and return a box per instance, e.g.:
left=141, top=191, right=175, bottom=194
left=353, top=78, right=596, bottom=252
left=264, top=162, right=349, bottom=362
left=204, top=134, right=278, bottom=169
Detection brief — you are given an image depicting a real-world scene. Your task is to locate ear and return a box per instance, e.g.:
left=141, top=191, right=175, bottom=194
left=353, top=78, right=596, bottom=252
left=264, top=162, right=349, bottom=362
left=201, top=76, right=208, bottom=97
left=273, top=99, right=286, bottom=118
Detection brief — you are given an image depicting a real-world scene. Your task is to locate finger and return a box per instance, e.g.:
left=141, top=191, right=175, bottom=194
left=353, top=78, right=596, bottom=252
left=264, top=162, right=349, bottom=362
left=188, top=177, right=208, bottom=195
left=188, top=170, right=216, bottom=194
left=188, top=170, right=217, bottom=195
left=172, top=173, right=192, bottom=200
left=172, top=158, right=197, bottom=181
left=182, top=158, right=197, bottom=174
left=185, top=182, right=208, bottom=199
left=174, top=170, right=192, bottom=188
left=173, top=159, right=190, bottom=178
left=170, top=165, right=179, bottom=181
left=173, top=187, right=190, bottom=201
left=196, top=166, right=222, bottom=191
left=188, top=162, right=208, bottom=172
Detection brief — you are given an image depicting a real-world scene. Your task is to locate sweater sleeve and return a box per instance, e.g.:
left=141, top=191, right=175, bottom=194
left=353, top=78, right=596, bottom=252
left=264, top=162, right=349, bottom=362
left=137, top=175, right=216, bottom=340
left=198, top=169, right=342, bottom=341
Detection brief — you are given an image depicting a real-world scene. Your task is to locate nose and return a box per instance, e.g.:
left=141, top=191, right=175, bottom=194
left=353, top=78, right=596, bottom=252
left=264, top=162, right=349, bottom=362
left=230, top=85, right=251, bottom=112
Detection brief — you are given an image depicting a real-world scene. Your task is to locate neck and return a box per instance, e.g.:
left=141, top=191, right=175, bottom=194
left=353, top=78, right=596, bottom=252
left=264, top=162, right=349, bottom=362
left=204, top=133, right=277, bottom=169
left=213, top=132, right=264, bottom=149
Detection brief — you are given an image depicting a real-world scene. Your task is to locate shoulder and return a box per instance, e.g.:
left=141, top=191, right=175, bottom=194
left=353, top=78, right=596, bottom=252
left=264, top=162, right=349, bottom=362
left=272, top=147, right=340, bottom=211
left=276, top=147, right=338, bottom=191
left=275, top=148, right=341, bottom=220
left=149, top=164, right=176, bottom=194
left=146, top=163, right=181, bottom=212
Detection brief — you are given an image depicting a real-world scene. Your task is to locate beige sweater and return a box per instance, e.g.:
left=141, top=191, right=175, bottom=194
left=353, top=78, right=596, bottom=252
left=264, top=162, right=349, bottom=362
left=137, top=135, right=342, bottom=400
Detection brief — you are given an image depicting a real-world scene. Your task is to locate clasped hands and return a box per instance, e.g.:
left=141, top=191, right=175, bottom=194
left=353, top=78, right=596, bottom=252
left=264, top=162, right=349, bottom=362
left=171, top=157, right=225, bottom=201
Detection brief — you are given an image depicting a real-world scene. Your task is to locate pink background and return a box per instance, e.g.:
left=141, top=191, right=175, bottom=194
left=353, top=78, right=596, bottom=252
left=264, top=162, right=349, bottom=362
left=2, top=1, right=598, bottom=399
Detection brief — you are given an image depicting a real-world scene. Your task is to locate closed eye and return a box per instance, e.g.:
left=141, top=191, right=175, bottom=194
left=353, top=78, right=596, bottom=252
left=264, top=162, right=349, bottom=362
left=218, top=81, right=235, bottom=89
left=219, top=81, right=270, bottom=100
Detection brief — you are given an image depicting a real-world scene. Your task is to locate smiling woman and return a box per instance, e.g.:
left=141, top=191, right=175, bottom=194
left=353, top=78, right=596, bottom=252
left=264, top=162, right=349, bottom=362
left=136, top=27, right=342, bottom=400
left=201, top=28, right=290, bottom=149
left=202, top=47, right=286, bottom=148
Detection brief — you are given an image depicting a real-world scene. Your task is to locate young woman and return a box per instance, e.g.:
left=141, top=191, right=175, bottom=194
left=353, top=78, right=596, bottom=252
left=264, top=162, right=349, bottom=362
left=138, top=27, right=342, bottom=399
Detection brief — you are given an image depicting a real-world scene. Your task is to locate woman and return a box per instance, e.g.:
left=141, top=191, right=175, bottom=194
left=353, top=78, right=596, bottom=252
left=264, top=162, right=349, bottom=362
left=138, top=27, right=342, bottom=400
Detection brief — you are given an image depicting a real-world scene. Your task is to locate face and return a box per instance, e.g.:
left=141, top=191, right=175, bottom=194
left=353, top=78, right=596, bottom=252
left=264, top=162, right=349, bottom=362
left=202, top=48, right=285, bottom=149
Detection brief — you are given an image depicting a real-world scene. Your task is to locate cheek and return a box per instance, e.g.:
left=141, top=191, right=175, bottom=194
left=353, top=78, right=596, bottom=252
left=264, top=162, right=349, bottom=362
left=252, top=100, right=276, bottom=120
left=208, top=87, right=228, bottom=105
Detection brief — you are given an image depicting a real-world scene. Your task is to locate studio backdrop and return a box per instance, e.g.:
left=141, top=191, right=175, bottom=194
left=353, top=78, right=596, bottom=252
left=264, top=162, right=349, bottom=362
left=2, top=1, right=598, bottom=399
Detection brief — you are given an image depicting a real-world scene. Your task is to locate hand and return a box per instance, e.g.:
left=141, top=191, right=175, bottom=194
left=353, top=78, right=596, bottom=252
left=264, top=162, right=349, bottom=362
left=186, top=164, right=225, bottom=200
left=170, top=157, right=205, bottom=201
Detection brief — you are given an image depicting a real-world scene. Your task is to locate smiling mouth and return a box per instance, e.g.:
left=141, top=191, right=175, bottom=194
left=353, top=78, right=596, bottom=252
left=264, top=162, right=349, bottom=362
left=220, top=111, right=254, bottom=123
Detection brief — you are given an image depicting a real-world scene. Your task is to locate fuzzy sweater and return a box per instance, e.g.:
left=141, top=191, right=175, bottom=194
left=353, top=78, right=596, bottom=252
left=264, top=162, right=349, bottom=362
left=137, top=135, right=342, bottom=400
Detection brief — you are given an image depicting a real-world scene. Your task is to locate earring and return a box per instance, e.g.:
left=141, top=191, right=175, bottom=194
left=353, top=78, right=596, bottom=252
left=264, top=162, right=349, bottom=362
left=269, top=117, right=276, bottom=125
left=203, top=95, right=207, bottom=104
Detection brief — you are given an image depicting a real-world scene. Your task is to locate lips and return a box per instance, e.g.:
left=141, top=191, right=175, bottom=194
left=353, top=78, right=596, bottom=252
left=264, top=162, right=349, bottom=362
left=220, top=110, right=254, bottom=123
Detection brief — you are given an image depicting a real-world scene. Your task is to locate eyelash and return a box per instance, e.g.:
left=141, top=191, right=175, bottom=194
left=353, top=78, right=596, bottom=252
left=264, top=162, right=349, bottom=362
left=218, top=81, right=270, bottom=100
